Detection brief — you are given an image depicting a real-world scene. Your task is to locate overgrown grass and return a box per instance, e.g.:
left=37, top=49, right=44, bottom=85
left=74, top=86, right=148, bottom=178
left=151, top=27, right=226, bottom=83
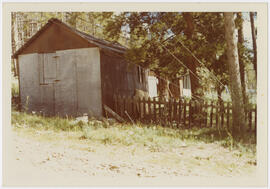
left=11, top=110, right=256, bottom=156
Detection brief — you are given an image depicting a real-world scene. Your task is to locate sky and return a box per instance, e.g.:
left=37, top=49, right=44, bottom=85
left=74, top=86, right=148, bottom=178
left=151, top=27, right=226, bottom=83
left=242, top=12, right=256, bottom=49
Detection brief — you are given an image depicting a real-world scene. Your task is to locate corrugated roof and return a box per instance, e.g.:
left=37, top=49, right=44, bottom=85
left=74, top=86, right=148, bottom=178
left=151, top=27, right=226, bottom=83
left=13, top=18, right=127, bottom=58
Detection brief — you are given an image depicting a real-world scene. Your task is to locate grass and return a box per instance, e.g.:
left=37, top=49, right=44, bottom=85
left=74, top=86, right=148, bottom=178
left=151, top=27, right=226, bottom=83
left=11, top=110, right=256, bottom=155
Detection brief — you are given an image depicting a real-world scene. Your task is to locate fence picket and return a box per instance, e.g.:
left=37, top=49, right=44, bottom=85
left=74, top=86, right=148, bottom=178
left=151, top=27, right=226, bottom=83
left=189, top=100, right=192, bottom=128
left=249, top=110, right=252, bottom=131
left=227, top=103, right=230, bottom=129
left=210, top=101, right=213, bottom=127
left=183, top=100, right=187, bottom=127
left=148, top=97, right=151, bottom=119
left=111, top=95, right=254, bottom=130
left=205, top=101, right=208, bottom=127
left=179, top=99, right=182, bottom=126
left=221, top=102, right=224, bottom=128
left=216, top=102, right=219, bottom=128
left=173, top=99, right=177, bottom=122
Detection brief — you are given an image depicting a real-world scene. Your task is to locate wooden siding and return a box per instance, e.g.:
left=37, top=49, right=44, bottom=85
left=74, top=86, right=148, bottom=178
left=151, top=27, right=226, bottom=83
left=100, top=51, right=148, bottom=110
left=16, top=23, right=95, bottom=56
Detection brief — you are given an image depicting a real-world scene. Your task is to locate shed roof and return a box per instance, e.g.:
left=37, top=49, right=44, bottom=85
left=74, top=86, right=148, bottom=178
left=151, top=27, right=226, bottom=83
left=13, top=18, right=127, bottom=58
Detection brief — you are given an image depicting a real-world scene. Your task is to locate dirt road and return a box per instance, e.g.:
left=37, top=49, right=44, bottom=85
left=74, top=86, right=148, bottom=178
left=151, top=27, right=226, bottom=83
left=5, top=129, right=257, bottom=186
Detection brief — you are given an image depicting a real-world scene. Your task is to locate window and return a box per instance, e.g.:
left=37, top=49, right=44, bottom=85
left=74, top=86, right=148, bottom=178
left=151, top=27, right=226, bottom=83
left=183, top=74, right=191, bottom=89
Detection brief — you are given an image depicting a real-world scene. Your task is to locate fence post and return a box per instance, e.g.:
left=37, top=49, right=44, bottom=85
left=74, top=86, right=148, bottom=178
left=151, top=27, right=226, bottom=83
left=153, top=97, right=156, bottom=123
left=148, top=97, right=151, bottom=121
left=168, top=99, right=172, bottom=124
left=210, top=101, right=213, bottom=127
left=205, top=101, right=208, bottom=127
left=216, top=102, right=219, bottom=128
left=221, top=102, right=224, bottom=128
left=173, top=99, right=177, bottom=122
left=159, top=98, right=162, bottom=121
left=183, top=99, right=187, bottom=127
left=189, top=100, right=192, bottom=128
left=249, top=110, right=252, bottom=131
left=226, top=103, right=229, bottom=129
left=178, top=99, right=182, bottom=126
left=197, top=102, right=203, bottom=128
left=143, top=97, right=146, bottom=120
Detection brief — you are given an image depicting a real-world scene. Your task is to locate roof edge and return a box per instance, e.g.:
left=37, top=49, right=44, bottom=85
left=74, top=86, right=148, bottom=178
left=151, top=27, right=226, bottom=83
left=12, top=18, right=128, bottom=59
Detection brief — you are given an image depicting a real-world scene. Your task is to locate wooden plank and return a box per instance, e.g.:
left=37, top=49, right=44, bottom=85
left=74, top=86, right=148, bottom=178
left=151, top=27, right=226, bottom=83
left=189, top=100, right=192, bottom=128
left=143, top=97, right=146, bottom=119
left=139, top=97, right=143, bottom=120
left=183, top=99, right=186, bottom=127
left=169, top=99, right=172, bottom=123
left=148, top=97, right=151, bottom=118
left=216, top=102, right=219, bottom=128
left=205, top=101, right=208, bottom=127
left=198, top=102, right=202, bottom=128
left=221, top=102, right=224, bottom=128
left=153, top=98, right=156, bottom=123
left=104, top=104, right=125, bottom=123
left=210, top=101, right=213, bottom=127
left=178, top=99, right=182, bottom=126
left=249, top=110, right=252, bottom=131
left=227, top=103, right=230, bottom=129
left=159, top=98, right=162, bottom=120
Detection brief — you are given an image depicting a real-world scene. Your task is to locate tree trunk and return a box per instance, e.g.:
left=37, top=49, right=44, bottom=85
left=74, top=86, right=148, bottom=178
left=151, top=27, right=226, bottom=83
left=157, top=76, right=169, bottom=100
left=224, top=12, right=246, bottom=137
left=169, top=77, right=180, bottom=99
left=217, top=85, right=224, bottom=107
left=250, top=12, right=257, bottom=78
left=237, top=13, right=247, bottom=115
left=182, top=13, right=201, bottom=96
left=11, top=12, right=17, bottom=76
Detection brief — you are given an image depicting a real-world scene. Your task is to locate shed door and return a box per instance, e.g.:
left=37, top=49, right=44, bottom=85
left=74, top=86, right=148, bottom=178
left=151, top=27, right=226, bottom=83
left=54, top=48, right=102, bottom=117
left=54, top=50, right=77, bottom=116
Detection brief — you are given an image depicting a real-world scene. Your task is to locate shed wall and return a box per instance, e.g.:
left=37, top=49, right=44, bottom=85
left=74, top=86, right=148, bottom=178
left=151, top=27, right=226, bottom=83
left=18, top=48, right=102, bottom=117
left=19, top=53, right=41, bottom=112
left=100, top=51, right=148, bottom=109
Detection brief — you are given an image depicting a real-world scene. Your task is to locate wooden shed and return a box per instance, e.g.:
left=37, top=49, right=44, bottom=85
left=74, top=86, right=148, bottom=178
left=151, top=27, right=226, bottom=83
left=13, top=18, right=148, bottom=117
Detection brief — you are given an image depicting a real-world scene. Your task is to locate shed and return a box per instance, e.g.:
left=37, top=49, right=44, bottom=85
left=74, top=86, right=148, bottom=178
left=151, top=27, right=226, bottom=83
left=13, top=18, right=148, bottom=117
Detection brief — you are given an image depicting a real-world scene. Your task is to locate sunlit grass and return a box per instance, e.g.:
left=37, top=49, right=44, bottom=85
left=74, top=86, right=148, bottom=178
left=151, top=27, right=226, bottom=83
left=12, top=110, right=256, bottom=155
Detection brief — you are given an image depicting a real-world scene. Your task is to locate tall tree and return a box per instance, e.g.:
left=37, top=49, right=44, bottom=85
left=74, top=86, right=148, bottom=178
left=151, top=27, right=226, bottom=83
left=182, top=13, right=201, bottom=96
left=250, top=12, right=257, bottom=78
left=236, top=12, right=247, bottom=114
left=224, top=12, right=246, bottom=137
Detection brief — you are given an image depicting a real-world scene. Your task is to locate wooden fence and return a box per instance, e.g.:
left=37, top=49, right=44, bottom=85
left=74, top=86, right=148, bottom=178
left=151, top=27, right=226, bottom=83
left=112, top=95, right=257, bottom=132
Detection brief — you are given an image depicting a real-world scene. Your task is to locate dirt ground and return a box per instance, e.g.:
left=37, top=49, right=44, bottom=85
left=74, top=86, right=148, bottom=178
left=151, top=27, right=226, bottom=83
left=5, top=128, right=257, bottom=186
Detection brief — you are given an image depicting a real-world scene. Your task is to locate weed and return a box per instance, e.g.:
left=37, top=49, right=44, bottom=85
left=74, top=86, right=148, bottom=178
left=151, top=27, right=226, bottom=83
left=11, top=110, right=256, bottom=155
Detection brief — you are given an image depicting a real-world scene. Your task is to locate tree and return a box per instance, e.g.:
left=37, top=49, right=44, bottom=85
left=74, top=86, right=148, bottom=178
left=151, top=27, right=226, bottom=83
left=224, top=12, right=246, bottom=137
left=236, top=12, right=247, bottom=114
left=250, top=12, right=257, bottom=78
left=182, top=13, right=201, bottom=96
